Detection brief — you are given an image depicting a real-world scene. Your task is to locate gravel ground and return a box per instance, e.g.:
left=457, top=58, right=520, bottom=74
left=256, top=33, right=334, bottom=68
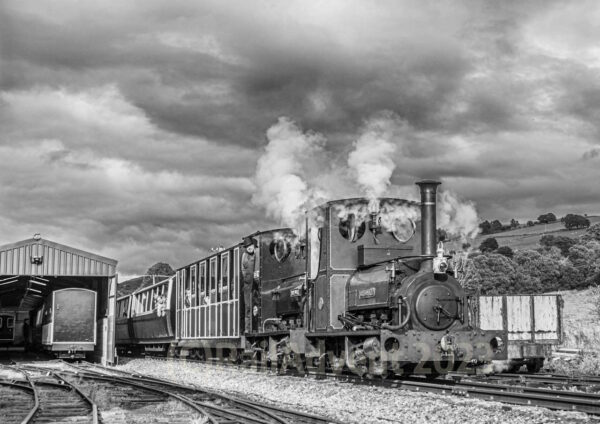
left=116, top=359, right=591, bottom=424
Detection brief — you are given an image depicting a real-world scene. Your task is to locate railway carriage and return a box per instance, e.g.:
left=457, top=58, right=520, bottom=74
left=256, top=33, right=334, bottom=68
left=176, top=242, right=242, bottom=345
left=0, top=313, right=16, bottom=349
left=116, top=277, right=175, bottom=355
left=174, top=228, right=305, bottom=360
left=32, top=288, right=97, bottom=359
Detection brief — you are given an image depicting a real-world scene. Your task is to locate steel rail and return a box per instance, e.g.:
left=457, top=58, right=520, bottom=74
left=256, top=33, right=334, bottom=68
left=0, top=380, right=35, bottom=424
left=66, top=369, right=289, bottom=424
left=61, top=370, right=220, bottom=424
left=53, top=372, right=99, bottom=424
left=334, top=374, right=600, bottom=415
left=497, top=372, right=600, bottom=386
left=75, top=361, right=334, bottom=424
left=132, top=355, right=600, bottom=415
left=14, top=366, right=39, bottom=424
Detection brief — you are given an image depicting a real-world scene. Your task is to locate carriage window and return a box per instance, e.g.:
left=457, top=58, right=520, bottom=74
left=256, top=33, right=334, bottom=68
left=118, top=298, right=130, bottom=317
left=7, top=317, right=14, bottom=328
left=210, top=257, right=217, bottom=302
left=150, top=289, right=156, bottom=310
left=221, top=253, right=229, bottom=301
left=0, top=318, right=2, bottom=327
left=190, top=265, right=197, bottom=307
left=199, top=262, right=206, bottom=303
left=184, top=268, right=192, bottom=308
left=339, top=214, right=366, bottom=242
left=177, top=270, right=183, bottom=311
left=232, top=248, right=239, bottom=299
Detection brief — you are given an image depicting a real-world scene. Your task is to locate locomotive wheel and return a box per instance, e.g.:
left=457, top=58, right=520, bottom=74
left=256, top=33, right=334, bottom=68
left=507, top=363, right=522, bottom=373
left=526, top=358, right=544, bottom=373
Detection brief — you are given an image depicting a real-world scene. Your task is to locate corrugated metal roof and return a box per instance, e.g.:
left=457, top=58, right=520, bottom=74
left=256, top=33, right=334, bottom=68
left=0, top=237, right=117, bottom=277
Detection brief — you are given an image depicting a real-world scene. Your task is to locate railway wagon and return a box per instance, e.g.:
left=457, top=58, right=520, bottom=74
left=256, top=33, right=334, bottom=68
left=116, top=277, right=176, bottom=355
left=32, top=288, right=97, bottom=359
left=474, top=294, right=563, bottom=372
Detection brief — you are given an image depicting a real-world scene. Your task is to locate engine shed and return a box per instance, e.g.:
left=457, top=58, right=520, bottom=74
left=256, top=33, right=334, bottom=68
left=0, top=236, right=118, bottom=364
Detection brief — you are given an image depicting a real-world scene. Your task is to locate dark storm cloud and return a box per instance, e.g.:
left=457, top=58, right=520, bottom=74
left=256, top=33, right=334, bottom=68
left=2, top=0, right=600, bottom=273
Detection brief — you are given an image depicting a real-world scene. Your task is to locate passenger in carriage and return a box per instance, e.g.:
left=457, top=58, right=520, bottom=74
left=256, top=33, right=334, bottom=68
left=241, top=236, right=258, bottom=333
left=155, top=294, right=167, bottom=317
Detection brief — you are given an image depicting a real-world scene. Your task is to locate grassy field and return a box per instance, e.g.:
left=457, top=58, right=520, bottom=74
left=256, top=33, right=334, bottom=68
left=446, top=216, right=600, bottom=252
left=549, top=286, right=600, bottom=375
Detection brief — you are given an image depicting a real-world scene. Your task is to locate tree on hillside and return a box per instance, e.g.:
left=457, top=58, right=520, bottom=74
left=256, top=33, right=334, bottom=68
left=462, top=242, right=471, bottom=250
left=581, top=223, right=600, bottom=242
left=460, top=253, right=519, bottom=295
left=491, top=220, right=503, bottom=233
left=513, top=250, right=561, bottom=293
left=479, top=237, right=499, bottom=253
left=510, top=219, right=520, bottom=228
left=146, top=262, right=175, bottom=276
left=563, top=214, right=590, bottom=230
left=540, top=235, right=577, bottom=257
left=567, top=241, right=600, bottom=286
left=537, top=213, right=557, bottom=224
left=479, top=220, right=492, bottom=235
left=527, top=220, right=535, bottom=227
left=496, top=246, right=514, bottom=258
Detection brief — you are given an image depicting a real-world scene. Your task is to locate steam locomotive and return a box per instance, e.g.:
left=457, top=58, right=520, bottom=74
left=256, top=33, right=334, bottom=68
left=116, top=180, right=507, bottom=376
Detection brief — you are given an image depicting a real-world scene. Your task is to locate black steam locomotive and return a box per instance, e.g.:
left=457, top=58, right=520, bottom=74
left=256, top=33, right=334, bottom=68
left=116, top=180, right=506, bottom=376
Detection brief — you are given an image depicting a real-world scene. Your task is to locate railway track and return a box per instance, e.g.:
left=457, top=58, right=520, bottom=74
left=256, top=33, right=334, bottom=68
left=0, top=380, right=35, bottom=424
left=20, top=361, right=337, bottom=424
left=124, top=355, right=600, bottom=416
left=0, top=364, right=97, bottom=424
left=479, top=372, right=600, bottom=391
left=76, top=364, right=335, bottom=424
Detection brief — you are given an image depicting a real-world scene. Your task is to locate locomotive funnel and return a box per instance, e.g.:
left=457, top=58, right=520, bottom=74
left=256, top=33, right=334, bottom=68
left=415, top=180, right=441, bottom=268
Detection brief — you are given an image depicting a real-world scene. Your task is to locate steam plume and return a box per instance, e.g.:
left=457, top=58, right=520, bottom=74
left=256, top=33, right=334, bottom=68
left=438, top=190, right=479, bottom=241
left=253, top=117, right=329, bottom=233
left=347, top=112, right=398, bottom=209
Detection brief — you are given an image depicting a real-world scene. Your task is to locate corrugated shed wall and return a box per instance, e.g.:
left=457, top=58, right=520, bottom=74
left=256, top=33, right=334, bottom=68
left=0, top=239, right=117, bottom=276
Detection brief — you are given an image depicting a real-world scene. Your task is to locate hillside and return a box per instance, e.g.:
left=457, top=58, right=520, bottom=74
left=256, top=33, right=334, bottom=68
left=550, top=287, right=600, bottom=375
left=559, top=287, right=600, bottom=349
left=446, top=215, right=600, bottom=252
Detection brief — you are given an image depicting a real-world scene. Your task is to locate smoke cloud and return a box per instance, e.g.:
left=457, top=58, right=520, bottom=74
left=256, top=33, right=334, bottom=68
left=252, top=117, right=330, bottom=233
left=254, top=114, right=481, bottom=242
left=438, top=190, right=480, bottom=241
left=348, top=112, right=398, bottom=208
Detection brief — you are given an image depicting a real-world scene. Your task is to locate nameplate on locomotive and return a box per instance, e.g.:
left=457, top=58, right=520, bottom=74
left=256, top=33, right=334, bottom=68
left=358, top=287, right=376, bottom=299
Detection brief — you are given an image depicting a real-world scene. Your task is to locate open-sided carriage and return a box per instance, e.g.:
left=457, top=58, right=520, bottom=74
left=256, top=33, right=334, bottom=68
left=116, top=276, right=176, bottom=356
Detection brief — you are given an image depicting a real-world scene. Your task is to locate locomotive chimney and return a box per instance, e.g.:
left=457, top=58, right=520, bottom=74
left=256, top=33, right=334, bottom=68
left=416, top=180, right=441, bottom=271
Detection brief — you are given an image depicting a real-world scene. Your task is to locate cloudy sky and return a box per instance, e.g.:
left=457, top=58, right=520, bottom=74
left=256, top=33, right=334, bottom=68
left=1, top=1, right=599, bottom=276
